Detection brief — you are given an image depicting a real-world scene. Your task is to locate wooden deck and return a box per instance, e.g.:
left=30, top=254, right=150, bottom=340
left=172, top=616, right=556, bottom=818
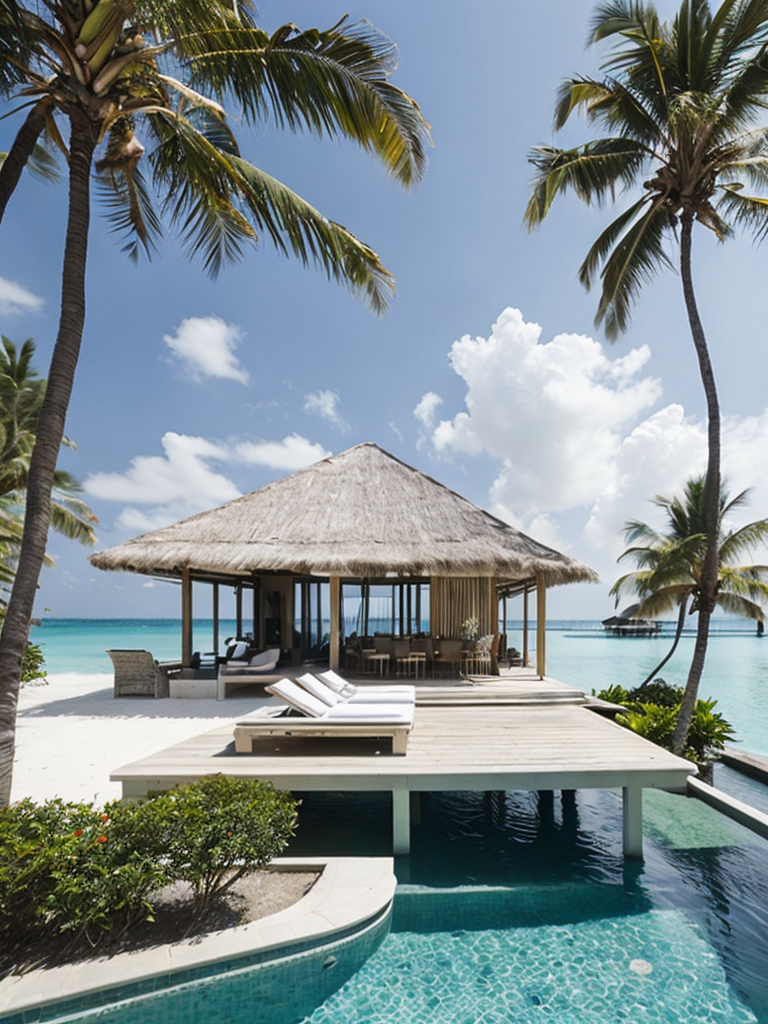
left=112, top=672, right=693, bottom=858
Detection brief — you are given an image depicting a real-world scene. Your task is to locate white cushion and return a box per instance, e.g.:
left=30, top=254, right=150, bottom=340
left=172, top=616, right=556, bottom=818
left=297, top=673, right=345, bottom=707
left=266, top=679, right=328, bottom=718
left=230, top=640, right=248, bottom=660
left=318, top=669, right=358, bottom=698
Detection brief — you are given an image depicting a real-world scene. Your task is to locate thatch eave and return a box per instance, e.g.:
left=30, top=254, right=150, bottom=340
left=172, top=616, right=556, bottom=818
left=88, top=443, right=599, bottom=588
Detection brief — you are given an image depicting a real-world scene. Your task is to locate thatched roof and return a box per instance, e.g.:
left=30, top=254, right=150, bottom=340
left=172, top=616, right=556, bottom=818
left=89, top=443, right=598, bottom=586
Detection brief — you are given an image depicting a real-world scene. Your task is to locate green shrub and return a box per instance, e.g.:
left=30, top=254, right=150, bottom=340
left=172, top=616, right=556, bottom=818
left=121, top=775, right=299, bottom=914
left=627, top=679, right=683, bottom=707
left=0, top=799, right=164, bottom=952
left=21, top=639, right=47, bottom=683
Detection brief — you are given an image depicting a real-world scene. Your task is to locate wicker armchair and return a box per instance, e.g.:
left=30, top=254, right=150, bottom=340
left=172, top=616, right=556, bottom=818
left=107, top=649, right=180, bottom=698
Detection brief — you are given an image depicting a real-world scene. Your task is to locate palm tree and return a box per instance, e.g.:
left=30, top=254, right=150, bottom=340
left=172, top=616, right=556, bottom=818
left=0, top=336, right=96, bottom=598
left=0, top=0, right=431, bottom=803
left=611, top=476, right=768, bottom=686
left=525, top=0, right=768, bottom=753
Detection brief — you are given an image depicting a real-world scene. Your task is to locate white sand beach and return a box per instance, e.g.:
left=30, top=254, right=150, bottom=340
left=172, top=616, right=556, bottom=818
left=12, top=674, right=271, bottom=807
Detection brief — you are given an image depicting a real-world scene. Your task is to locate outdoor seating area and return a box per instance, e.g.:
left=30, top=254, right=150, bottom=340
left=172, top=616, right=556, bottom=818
left=233, top=674, right=416, bottom=755
left=216, top=645, right=282, bottom=700
left=107, top=649, right=182, bottom=699
left=345, top=631, right=506, bottom=679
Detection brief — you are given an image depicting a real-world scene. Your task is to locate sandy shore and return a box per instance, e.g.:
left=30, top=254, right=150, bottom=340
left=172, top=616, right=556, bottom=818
left=12, top=673, right=272, bottom=806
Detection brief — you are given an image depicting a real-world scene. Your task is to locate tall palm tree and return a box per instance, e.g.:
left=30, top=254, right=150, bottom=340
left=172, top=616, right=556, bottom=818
left=0, top=0, right=431, bottom=803
left=611, top=477, right=768, bottom=686
left=0, top=336, right=96, bottom=598
left=525, top=0, right=768, bottom=753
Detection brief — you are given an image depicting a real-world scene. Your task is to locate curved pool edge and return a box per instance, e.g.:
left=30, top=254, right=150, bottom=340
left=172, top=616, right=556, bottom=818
left=0, top=856, right=396, bottom=1022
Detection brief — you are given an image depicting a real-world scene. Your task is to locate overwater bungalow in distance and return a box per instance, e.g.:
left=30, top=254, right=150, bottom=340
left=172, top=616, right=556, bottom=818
left=89, top=442, right=599, bottom=679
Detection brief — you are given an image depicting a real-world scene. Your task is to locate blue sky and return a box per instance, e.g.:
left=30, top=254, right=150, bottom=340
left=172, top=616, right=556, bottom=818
left=3, top=0, right=768, bottom=622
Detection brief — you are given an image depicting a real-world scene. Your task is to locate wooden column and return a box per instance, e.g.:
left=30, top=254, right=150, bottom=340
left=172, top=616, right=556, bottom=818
left=623, top=784, right=644, bottom=859
left=252, top=576, right=261, bottom=647
left=235, top=585, right=243, bottom=638
left=329, top=576, right=341, bottom=670
left=212, top=583, right=219, bottom=653
left=536, top=574, right=546, bottom=679
left=523, top=587, right=530, bottom=667
left=181, top=567, right=193, bottom=667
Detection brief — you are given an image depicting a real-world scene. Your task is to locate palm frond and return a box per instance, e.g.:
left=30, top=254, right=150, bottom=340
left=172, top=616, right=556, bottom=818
left=595, top=199, right=673, bottom=338
left=524, top=138, right=648, bottom=228
left=228, top=154, right=394, bottom=316
left=718, top=185, right=768, bottom=238
left=178, top=17, right=430, bottom=189
left=95, top=164, right=162, bottom=262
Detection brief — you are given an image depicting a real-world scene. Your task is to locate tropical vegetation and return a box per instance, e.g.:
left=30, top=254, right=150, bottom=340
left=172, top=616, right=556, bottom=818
left=525, top=0, right=768, bottom=753
left=0, top=335, right=96, bottom=593
left=611, top=476, right=768, bottom=692
left=0, top=775, right=298, bottom=970
left=595, top=679, right=736, bottom=769
left=0, top=0, right=431, bottom=803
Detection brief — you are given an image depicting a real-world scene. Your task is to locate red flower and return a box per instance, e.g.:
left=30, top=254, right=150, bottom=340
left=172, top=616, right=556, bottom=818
left=73, top=829, right=83, bottom=837
left=100, top=814, right=109, bottom=822
left=96, top=836, right=107, bottom=844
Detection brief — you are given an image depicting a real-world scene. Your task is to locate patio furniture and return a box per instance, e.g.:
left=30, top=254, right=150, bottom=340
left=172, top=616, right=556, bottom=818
left=434, top=638, right=464, bottom=677
left=233, top=678, right=414, bottom=754
left=301, top=671, right=415, bottom=705
left=217, top=647, right=281, bottom=700
left=108, top=649, right=181, bottom=698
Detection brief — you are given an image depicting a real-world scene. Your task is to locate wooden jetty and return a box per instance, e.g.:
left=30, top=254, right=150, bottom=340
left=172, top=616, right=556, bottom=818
left=111, top=670, right=693, bottom=859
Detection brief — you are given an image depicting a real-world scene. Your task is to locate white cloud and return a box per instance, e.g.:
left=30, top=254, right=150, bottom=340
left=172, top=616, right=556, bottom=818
left=432, top=307, right=661, bottom=514
left=163, top=316, right=249, bottom=384
left=85, top=431, right=330, bottom=533
left=85, top=432, right=241, bottom=530
left=425, top=306, right=768, bottom=581
left=414, top=391, right=443, bottom=430
left=235, top=434, right=330, bottom=470
left=304, top=390, right=348, bottom=430
left=0, top=277, right=43, bottom=315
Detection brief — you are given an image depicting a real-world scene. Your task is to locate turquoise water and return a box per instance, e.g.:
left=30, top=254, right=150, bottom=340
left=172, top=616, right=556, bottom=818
left=30, top=617, right=768, bottom=754
left=17, top=618, right=768, bottom=1023
left=32, top=788, right=768, bottom=1023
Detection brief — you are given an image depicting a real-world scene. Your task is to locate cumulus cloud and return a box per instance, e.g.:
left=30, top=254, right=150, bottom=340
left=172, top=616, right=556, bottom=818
left=304, top=390, right=348, bottom=430
left=235, top=434, right=330, bottom=470
left=163, top=316, right=249, bottom=383
left=84, top=431, right=330, bottom=532
left=414, top=391, right=443, bottom=430
left=424, top=306, right=768, bottom=576
left=0, top=277, right=44, bottom=315
left=432, top=307, right=661, bottom=515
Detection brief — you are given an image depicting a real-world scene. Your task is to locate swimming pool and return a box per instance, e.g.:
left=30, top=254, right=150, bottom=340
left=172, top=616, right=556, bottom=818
left=14, top=785, right=768, bottom=1024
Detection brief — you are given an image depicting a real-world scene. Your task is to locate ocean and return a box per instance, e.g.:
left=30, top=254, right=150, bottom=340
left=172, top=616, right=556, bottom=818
left=28, top=617, right=768, bottom=756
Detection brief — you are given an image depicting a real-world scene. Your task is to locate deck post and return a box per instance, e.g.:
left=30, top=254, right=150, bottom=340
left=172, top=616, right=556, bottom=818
left=392, top=786, right=411, bottom=854
left=536, top=574, right=546, bottom=679
left=181, top=567, right=193, bottom=667
left=622, top=784, right=643, bottom=859
left=329, top=576, right=341, bottom=670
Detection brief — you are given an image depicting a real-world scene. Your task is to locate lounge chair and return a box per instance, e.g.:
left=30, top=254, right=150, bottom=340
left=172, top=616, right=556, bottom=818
left=108, top=649, right=181, bottom=699
left=233, top=678, right=414, bottom=755
left=317, top=669, right=415, bottom=703
left=297, top=672, right=415, bottom=707
left=217, top=647, right=281, bottom=700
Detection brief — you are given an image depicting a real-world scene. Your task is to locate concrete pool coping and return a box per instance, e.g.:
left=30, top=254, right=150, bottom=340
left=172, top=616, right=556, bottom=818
left=0, top=856, right=396, bottom=1020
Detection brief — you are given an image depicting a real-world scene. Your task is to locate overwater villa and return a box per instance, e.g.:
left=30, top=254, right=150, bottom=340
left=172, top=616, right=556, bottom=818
left=87, top=444, right=694, bottom=863
left=89, top=442, right=598, bottom=682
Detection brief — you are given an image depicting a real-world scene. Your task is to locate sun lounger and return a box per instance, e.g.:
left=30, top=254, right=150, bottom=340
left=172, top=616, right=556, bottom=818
left=318, top=669, right=415, bottom=702
left=233, top=678, right=414, bottom=754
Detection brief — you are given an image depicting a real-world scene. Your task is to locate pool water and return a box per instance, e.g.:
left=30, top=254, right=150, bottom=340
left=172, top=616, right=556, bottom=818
left=35, top=785, right=768, bottom=1024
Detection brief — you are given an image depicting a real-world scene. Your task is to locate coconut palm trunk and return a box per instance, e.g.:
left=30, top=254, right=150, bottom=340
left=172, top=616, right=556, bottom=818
left=672, top=215, right=721, bottom=755
left=639, top=596, right=689, bottom=687
left=0, top=102, right=46, bottom=224
left=0, top=112, right=96, bottom=804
